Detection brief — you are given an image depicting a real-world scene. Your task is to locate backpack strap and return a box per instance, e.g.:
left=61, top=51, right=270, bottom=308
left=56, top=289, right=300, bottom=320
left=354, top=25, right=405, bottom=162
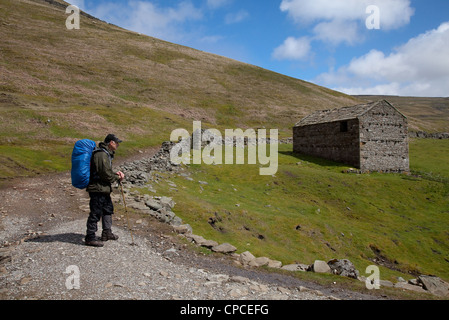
left=90, top=147, right=113, bottom=183
left=93, top=147, right=113, bottom=167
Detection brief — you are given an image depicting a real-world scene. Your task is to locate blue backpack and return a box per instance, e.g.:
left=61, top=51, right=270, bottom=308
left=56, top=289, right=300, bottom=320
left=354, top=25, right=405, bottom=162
left=71, top=139, right=97, bottom=189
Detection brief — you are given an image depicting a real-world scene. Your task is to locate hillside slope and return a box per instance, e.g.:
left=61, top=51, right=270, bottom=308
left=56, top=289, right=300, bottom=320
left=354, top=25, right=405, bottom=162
left=0, top=0, right=360, bottom=179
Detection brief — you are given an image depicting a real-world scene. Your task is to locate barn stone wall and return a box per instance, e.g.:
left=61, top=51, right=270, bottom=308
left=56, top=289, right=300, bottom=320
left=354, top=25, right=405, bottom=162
left=293, top=101, right=410, bottom=173
left=293, top=119, right=360, bottom=168
left=359, top=103, right=409, bottom=172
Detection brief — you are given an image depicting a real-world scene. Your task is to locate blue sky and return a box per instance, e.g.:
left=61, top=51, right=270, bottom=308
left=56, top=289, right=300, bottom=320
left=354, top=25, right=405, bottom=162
left=72, top=0, right=449, bottom=97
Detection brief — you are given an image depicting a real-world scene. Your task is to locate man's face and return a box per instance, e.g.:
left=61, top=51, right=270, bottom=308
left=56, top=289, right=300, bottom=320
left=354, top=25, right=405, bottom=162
left=109, top=140, right=119, bottom=151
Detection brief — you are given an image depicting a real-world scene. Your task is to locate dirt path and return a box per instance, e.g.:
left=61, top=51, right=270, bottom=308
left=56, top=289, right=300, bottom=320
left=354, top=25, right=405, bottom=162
left=0, top=150, right=384, bottom=301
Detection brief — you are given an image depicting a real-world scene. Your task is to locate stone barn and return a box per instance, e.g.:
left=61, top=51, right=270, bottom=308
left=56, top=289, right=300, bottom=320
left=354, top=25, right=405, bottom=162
left=293, top=100, right=409, bottom=173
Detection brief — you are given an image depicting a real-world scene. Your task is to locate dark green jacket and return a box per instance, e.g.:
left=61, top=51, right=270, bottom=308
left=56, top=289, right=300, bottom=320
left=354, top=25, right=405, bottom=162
left=86, top=142, right=119, bottom=194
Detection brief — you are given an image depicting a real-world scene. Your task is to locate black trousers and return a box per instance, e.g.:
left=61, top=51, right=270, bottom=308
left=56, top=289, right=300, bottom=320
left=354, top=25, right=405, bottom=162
left=86, top=192, right=114, bottom=241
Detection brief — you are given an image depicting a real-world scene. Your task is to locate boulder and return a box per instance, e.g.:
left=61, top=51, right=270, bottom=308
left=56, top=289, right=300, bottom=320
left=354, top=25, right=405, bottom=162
left=128, top=202, right=149, bottom=211
left=169, top=216, right=183, bottom=227
left=158, top=209, right=176, bottom=224
left=249, top=257, right=270, bottom=268
left=211, top=243, right=237, bottom=254
left=327, top=259, right=360, bottom=279
left=379, top=280, right=394, bottom=287
left=160, top=196, right=175, bottom=209
left=172, top=224, right=192, bottom=235
left=311, top=260, right=331, bottom=274
left=200, top=240, right=219, bottom=249
left=394, top=282, right=427, bottom=293
left=267, top=259, right=283, bottom=269
left=145, top=199, right=162, bottom=211
left=239, top=251, right=256, bottom=266
left=418, top=275, right=449, bottom=297
left=186, top=234, right=206, bottom=245
left=229, top=276, right=250, bottom=284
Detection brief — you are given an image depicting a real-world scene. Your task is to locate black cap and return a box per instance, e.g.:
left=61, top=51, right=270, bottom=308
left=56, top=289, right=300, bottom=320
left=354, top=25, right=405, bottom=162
left=104, top=134, right=123, bottom=144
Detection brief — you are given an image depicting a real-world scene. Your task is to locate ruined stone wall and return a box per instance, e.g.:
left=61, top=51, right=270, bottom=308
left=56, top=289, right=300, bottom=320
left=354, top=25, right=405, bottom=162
left=358, top=103, right=409, bottom=172
left=293, top=119, right=360, bottom=168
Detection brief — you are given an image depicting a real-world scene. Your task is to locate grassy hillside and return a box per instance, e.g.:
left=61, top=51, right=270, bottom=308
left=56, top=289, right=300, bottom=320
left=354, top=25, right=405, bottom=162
left=140, top=138, right=449, bottom=283
left=0, top=0, right=359, bottom=180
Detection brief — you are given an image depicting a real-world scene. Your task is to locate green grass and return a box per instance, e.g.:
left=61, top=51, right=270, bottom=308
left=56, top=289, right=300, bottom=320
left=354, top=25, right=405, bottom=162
left=410, top=138, right=449, bottom=182
left=138, top=139, right=449, bottom=284
left=0, top=102, right=194, bottom=180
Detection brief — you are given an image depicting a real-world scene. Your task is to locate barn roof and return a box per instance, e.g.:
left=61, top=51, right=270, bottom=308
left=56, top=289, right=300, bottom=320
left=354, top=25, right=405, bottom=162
left=294, top=100, right=405, bottom=127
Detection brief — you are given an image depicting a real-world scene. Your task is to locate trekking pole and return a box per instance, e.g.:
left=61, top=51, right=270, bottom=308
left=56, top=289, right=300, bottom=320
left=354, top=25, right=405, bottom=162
left=119, top=181, right=135, bottom=246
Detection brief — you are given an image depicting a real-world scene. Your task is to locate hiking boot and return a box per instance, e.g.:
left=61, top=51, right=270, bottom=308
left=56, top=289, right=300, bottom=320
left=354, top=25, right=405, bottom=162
left=101, top=230, right=119, bottom=241
left=85, top=238, right=104, bottom=247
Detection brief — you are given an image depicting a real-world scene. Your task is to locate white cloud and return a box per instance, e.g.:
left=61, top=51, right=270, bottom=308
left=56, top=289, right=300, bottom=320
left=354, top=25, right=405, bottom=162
left=313, top=19, right=361, bottom=45
left=91, top=1, right=203, bottom=42
left=68, top=0, right=85, bottom=10
left=206, top=0, right=232, bottom=9
left=316, top=22, right=449, bottom=97
left=272, top=36, right=312, bottom=61
left=279, top=0, right=414, bottom=46
left=280, top=0, right=413, bottom=29
left=225, top=10, right=249, bottom=24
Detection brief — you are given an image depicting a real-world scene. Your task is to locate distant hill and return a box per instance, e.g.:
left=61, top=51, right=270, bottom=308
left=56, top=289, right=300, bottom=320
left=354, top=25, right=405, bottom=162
left=0, top=0, right=447, bottom=179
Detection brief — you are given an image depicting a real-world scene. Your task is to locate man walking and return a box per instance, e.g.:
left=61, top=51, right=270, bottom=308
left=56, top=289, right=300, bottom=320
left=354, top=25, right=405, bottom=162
left=85, top=134, right=125, bottom=247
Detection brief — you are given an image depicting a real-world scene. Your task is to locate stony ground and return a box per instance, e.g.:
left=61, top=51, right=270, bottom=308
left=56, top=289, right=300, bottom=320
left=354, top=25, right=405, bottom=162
left=0, top=149, right=384, bottom=301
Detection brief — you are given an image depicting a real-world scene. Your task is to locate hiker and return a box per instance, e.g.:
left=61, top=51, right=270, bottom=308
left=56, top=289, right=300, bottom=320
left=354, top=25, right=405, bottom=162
left=85, top=134, right=125, bottom=247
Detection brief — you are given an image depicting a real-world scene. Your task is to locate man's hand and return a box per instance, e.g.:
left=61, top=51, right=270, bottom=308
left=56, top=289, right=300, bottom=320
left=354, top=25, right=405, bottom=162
left=116, top=171, right=125, bottom=181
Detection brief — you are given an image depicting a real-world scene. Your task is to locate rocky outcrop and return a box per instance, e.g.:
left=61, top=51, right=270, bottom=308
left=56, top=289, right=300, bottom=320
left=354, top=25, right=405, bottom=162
left=327, top=259, right=360, bottom=279
left=418, top=275, right=449, bottom=297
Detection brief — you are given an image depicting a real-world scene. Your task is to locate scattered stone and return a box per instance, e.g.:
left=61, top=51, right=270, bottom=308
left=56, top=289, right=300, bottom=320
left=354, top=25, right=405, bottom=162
left=145, top=199, right=162, bottom=211
left=408, top=278, right=421, bottom=286
left=173, top=224, right=192, bottom=234
left=207, top=274, right=229, bottom=283
left=228, top=287, right=249, bottom=298
left=0, top=248, right=12, bottom=265
left=418, top=275, right=449, bottom=297
left=277, top=286, right=290, bottom=295
left=249, top=257, right=270, bottom=268
left=211, top=243, right=237, bottom=254
left=327, top=259, right=359, bottom=279
left=267, top=259, right=282, bottom=269
left=19, top=276, right=32, bottom=285
left=160, top=196, right=175, bottom=209
left=160, top=271, right=169, bottom=277
left=239, top=251, right=256, bottom=266
left=394, top=282, right=427, bottom=293
left=200, top=240, right=219, bottom=249
left=299, top=286, right=312, bottom=292
left=128, top=202, right=149, bottom=211
left=229, top=276, right=250, bottom=284
left=379, top=280, right=394, bottom=288
left=311, top=260, right=331, bottom=274
left=186, top=234, right=204, bottom=244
